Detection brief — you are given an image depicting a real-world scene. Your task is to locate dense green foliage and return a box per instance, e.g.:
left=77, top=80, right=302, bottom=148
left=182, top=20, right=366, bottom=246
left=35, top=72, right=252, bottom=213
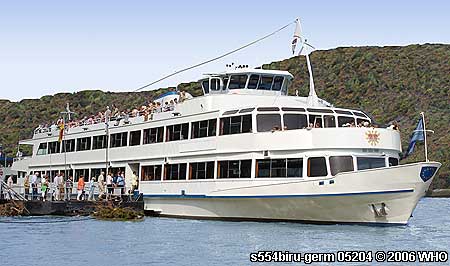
left=0, top=44, right=448, bottom=188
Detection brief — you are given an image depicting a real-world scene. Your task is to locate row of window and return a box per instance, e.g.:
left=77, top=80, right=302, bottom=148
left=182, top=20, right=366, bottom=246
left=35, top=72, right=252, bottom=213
left=36, top=112, right=369, bottom=155
left=201, top=74, right=286, bottom=93
left=140, top=156, right=399, bottom=181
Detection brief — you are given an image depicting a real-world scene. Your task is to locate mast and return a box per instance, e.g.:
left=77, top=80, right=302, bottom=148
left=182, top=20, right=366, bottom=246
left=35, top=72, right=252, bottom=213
left=421, top=112, right=429, bottom=162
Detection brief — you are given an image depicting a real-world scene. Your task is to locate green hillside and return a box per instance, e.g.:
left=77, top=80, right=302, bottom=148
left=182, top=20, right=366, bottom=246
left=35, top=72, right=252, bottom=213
left=0, top=44, right=449, bottom=188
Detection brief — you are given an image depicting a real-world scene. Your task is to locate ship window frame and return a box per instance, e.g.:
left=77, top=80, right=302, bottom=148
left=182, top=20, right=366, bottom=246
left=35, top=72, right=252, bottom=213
left=191, top=119, right=217, bottom=139
left=256, top=158, right=303, bottom=178
left=272, top=76, right=284, bottom=91
left=62, top=139, right=76, bottom=153
left=48, top=141, right=60, bottom=154
left=329, top=156, right=354, bottom=176
left=258, top=75, right=274, bottom=90
left=92, top=135, right=108, bottom=150
left=37, top=142, right=48, bottom=155
left=217, top=160, right=251, bottom=179
left=308, top=114, right=323, bottom=128
left=129, top=130, right=142, bottom=146
left=256, top=113, right=282, bottom=132
left=356, top=157, right=386, bottom=170
left=76, top=137, right=92, bottom=151
left=283, top=113, right=308, bottom=130
left=143, top=127, right=164, bottom=144
left=338, top=116, right=356, bottom=127
left=323, top=115, right=336, bottom=128
left=141, top=165, right=162, bottom=181
left=110, top=132, right=128, bottom=148
left=281, top=107, right=306, bottom=112
left=307, top=157, right=328, bottom=177
left=219, top=114, right=252, bottom=135
left=228, top=74, right=248, bottom=89
left=189, top=161, right=214, bottom=179
left=166, top=123, right=189, bottom=141
left=247, top=74, right=260, bottom=89
left=164, top=163, right=187, bottom=180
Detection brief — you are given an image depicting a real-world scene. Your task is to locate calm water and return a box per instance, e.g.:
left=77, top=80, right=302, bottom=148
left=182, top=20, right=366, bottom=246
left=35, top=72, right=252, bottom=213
left=0, top=198, right=449, bottom=266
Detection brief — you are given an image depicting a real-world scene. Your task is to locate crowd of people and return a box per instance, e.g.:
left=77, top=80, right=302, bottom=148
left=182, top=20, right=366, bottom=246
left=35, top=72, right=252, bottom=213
left=34, top=91, right=192, bottom=134
left=17, top=171, right=139, bottom=201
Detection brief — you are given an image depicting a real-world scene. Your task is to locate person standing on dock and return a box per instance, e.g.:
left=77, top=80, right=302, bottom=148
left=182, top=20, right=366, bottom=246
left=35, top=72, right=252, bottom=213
left=31, top=172, right=38, bottom=200
left=106, top=172, right=113, bottom=200
left=88, top=176, right=96, bottom=201
left=98, top=172, right=105, bottom=200
left=59, top=172, right=65, bottom=201
left=65, top=176, right=73, bottom=201
left=131, top=171, right=138, bottom=194
left=53, top=173, right=61, bottom=201
left=77, top=175, right=85, bottom=201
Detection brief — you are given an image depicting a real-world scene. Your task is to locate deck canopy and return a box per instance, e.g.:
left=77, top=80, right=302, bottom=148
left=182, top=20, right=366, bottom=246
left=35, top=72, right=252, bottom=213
left=200, top=68, right=293, bottom=96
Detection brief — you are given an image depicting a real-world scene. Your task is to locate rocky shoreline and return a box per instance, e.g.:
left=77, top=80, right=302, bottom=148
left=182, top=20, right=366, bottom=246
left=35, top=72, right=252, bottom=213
left=427, top=189, right=450, bottom=198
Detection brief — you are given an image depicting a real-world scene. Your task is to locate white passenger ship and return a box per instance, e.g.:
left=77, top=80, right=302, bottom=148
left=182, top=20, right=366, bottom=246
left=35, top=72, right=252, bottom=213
left=12, top=65, right=441, bottom=224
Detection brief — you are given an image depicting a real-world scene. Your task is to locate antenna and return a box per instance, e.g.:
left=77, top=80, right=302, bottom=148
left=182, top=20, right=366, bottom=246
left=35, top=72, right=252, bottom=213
left=292, top=19, right=318, bottom=106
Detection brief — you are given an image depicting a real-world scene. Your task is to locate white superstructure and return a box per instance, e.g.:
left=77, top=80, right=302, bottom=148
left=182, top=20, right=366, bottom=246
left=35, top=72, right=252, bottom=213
left=12, top=67, right=441, bottom=224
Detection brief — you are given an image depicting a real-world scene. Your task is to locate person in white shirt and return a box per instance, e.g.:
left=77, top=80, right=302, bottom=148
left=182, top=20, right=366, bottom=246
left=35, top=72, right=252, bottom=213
left=31, top=172, right=38, bottom=200
left=88, top=177, right=96, bottom=201
left=106, top=173, right=113, bottom=200
left=53, top=173, right=60, bottom=201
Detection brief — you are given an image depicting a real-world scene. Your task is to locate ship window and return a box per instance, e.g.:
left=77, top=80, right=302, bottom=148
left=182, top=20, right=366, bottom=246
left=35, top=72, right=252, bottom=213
left=190, top=161, right=214, bottom=179
left=247, top=74, right=259, bottom=89
left=129, top=130, right=141, bottom=146
left=141, top=165, right=162, bottom=181
left=334, top=110, right=353, bottom=115
left=257, top=107, right=279, bottom=112
left=256, top=158, right=303, bottom=178
left=91, top=168, right=106, bottom=181
left=77, top=137, right=92, bottom=151
left=74, top=169, right=89, bottom=182
left=202, top=80, right=209, bottom=94
left=223, top=110, right=239, bottom=115
left=388, top=157, right=399, bottom=166
left=352, top=111, right=367, bottom=118
left=37, top=142, right=48, bottom=155
left=210, top=78, right=220, bottom=91
left=143, top=127, right=164, bottom=144
left=228, top=75, right=248, bottom=89
left=356, top=118, right=370, bottom=126
left=281, top=107, right=306, bottom=112
left=164, top=163, right=187, bottom=180
left=272, top=76, right=284, bottom=91
left=323, top=115, right=336, bottom=128
left=48, top=141, right=60, bottom=154
left=218, top=160, right=251, bottom=178
left=309, top=114, right=323, bottom=128
left=239, top=108, right=255, bottom=113
left=338, top=116, right=355, bottom=127
left=283, top=114, right=308, bottom=130
left=192, top=119, right=216, bottom=138
left=307, top=108, right=334, bottom=113
left=222, top=77, right=229, bottom=90
left=166, top=123, right=189, bottom=141
left=257, top=114, right=281, bottom=132
left=93, top=135, right=108, bottom=149
left=220, top=115, right=252, bottom=135
left=62, top=139, right=75, bottom=153
left=258, top=76, right=273, bottom=90
left=308, top=157, right=328, bottom=177
left=329, top=156, right=354, bottom=176
left=357, top=157, right=386, bottom=170
left=110, top=132, right=127, bottom=148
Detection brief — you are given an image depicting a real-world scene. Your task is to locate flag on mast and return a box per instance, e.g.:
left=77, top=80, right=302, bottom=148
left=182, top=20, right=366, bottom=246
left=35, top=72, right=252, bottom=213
left=405, top=117, right=425, bottom=157
left=292, top=19, right=302, bottom=55
left=58, top=121, right=65, bottom=143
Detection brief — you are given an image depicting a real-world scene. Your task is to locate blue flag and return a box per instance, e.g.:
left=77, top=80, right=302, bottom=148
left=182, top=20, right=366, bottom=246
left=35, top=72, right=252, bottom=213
left=405, top=118, right=425, bottom=157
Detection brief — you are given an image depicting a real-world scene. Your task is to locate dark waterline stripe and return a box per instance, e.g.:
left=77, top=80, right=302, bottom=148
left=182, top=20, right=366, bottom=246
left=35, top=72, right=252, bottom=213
left=143, top=189, right=414, bottom=199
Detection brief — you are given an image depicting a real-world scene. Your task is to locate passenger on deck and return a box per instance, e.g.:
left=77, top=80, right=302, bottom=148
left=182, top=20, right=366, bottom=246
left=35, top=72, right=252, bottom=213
left=77, top=175, right=85, bottom=201
left=65, top=176, right=73, bottom=201
left=41, top=176, right=49, bottom=201
left=24, top=175, right=30, bottom=200
left=31, top=172, right=38, bottom=200
left=98, top=172, right=105, bottom=200
left=117, top=173, right=125, bottom=195
left=106, top=172, right=113, bottom=200
left=131, top=171, right=139, bottom=194
left=88, top=177, right=96, bottom=201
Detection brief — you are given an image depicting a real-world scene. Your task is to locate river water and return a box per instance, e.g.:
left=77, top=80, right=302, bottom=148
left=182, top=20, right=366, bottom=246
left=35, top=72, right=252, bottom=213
left=0, top=198, right=449, bottom=266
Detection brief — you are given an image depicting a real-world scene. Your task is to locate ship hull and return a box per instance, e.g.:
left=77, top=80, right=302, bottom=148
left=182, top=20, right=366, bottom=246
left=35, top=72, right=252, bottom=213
left=143, top=162, right=441, bottom=224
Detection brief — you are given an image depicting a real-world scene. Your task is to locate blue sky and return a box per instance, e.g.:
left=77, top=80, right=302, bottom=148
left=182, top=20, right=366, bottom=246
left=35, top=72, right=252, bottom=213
left=0, top=0, right=448, bottom=101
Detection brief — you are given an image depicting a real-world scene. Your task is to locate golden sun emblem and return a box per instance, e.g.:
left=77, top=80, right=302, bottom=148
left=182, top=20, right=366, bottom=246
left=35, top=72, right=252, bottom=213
left=365, top=129, right=380, bottom=146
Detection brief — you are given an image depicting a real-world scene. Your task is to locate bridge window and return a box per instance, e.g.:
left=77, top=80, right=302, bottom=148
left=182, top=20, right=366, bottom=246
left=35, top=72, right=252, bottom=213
left=202, top=80, right=209, bottom=94
left=62, top=139, right=75, bottom=153
left=110, top=132, right=127, bottom=148
left=143, top=127, right=164, bottom=144
left=141, top=165, right=162, bottom=181
left=283, top=114, right=307, bottom=130
left=309, top=114, right=323, bottom=128
left=189, top=161, right=214, bottom=179
left=48, top=141, right=60, bottom=154
left=247, top=74, right=259, bottom=89
left=329, top=156, right=354, bottom=176
left=258, top=76, right=273, bottom=90
left=37, top=143, right=47, bottom=155
left=191, top=119, right=216, bottom=138
left=338, top=116, right=355, bottom=127
left=228, top=75, right=248, bottom=89
left=257, top=114, right=281, bottom=132
left=166, top=123, right=189, bottom=141
left=357, top=157, right=385, bottom=170
left=307, top=157, right=328, bottom=177
left=357, top=118, right=370, bottom=126
left=389, top=157, right=399, bottom=166
left=210, top=78, right=220, bottom=91
left=218, top=160, right=251, bottom=178
left=220, top=115, right=252, bottom=135
left=272, top=76, right=284, bottom=91
left=129, top=130, right=141, bottom=146
left=93, top=135, right=108, bottom=149
left=164, top=163, right=187, bottom=180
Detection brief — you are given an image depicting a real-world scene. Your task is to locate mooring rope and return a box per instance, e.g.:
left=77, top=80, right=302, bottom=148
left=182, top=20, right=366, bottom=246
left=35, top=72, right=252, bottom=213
left=133, top=20, right=296, bottom=92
